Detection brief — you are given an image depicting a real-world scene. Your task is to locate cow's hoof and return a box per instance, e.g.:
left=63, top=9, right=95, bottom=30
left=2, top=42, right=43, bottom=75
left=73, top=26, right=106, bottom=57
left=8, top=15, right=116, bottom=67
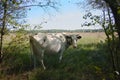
left=43, top=66, right=46, bottom=70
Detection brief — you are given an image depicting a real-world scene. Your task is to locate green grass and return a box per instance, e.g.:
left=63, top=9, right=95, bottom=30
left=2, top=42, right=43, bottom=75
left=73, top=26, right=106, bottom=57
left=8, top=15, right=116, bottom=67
left=0, top=32, right=114, bottom=80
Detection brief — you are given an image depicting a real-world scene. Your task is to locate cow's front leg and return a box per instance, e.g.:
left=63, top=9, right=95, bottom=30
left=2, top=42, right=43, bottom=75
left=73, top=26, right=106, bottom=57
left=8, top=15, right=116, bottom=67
left=41, top=50, right=46, bottom=70
left=59, top=45, right=66, bottom=63
left=59, top=50, right=64, bottom=63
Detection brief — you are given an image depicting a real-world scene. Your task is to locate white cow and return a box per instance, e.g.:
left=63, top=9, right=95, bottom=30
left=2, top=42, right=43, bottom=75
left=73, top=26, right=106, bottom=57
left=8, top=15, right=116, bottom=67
left=29, top=33, right=81, bottom=69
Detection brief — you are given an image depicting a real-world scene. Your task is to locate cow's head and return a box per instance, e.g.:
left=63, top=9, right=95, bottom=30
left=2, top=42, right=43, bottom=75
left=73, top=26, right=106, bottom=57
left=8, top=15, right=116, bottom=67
left=65, top=34, right=82, bottom=48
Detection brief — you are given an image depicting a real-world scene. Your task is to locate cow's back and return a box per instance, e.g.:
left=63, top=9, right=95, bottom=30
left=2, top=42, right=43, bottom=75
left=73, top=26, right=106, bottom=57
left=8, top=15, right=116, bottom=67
left=33, top=33, right=66, bottom=54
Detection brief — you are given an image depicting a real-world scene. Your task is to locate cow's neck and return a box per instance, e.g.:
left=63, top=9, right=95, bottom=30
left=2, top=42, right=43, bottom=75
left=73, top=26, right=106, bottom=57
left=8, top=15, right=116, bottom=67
left=66, top=38, right=72, bottom=48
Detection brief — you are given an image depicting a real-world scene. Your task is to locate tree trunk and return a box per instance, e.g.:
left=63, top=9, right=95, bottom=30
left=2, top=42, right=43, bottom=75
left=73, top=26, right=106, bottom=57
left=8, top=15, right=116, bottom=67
left=109, top=3, right=120, bottom=79
left=104, top=1, right=120, bottom=79
left=110, top=6, right=120, bottom=40
left=0, top=1, right=7, bottom=63
left=105, top=0, right=120, bottom=43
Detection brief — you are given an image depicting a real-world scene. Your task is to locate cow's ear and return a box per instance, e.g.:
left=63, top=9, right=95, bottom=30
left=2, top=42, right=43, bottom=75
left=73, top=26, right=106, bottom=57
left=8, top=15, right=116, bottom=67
left=76, top=35, right=82, bottom=39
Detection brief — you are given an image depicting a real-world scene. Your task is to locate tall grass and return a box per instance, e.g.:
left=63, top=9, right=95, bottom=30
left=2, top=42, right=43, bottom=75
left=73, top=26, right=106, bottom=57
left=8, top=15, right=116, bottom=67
left=0, top=32, right=114, bottom=80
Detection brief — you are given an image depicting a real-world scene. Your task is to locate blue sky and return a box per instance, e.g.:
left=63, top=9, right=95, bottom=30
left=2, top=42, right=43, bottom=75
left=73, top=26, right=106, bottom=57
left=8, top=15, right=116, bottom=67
left=27, top=0, right=102, bottom=30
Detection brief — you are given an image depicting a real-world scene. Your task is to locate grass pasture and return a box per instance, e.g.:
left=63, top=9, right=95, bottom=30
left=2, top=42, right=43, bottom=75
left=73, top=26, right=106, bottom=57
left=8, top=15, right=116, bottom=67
left=0, top=32, right=113, bottom=80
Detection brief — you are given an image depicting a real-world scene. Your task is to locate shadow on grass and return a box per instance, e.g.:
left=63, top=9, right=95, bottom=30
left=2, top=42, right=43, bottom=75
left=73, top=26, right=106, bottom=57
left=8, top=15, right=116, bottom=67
left=29, top=42, right=113, bottom=80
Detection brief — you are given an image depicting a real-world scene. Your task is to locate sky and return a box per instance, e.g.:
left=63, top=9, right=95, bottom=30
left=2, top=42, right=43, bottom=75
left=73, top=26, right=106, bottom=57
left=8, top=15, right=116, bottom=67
left=26, top=0, right=102, bottom=30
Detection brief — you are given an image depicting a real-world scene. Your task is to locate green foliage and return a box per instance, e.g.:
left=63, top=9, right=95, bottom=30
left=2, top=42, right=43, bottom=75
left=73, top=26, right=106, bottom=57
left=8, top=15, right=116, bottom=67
left=82, top=11, right=101, bottom=27
left=1, top=32, right=32, bottom=75
left=82, top=7, right=120, bottom=80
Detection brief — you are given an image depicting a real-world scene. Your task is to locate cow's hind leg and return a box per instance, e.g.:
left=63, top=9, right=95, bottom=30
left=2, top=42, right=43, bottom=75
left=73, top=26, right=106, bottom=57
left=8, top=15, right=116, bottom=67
left=41, top=59, right=46, bottom=70
left=30, top=41, right=37, bottom=69
left=41, top=50, right=46, bottom=70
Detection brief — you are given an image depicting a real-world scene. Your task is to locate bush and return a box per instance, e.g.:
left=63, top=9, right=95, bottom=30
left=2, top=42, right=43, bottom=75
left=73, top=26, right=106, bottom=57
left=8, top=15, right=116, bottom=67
left=1, top=32, right=32, bottom=75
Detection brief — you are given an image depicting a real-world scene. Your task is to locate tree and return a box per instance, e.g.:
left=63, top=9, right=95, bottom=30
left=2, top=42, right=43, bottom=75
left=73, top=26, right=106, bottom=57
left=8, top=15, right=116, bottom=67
left=80, top=0, right=120, bottom=79
left=87, top=0, right=120, bottom=43
left=0, top=0, right=58, bottom=63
